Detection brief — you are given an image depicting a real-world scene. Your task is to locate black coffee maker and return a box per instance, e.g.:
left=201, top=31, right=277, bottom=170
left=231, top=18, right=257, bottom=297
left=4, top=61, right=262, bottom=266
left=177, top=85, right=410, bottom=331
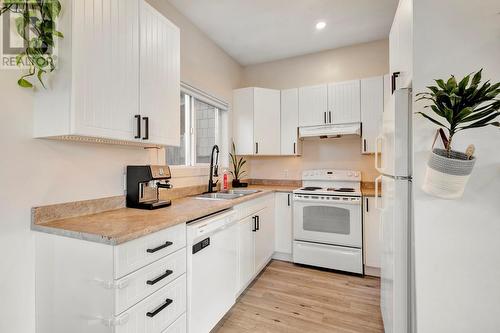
left=126, top=165, right=173, bottom=210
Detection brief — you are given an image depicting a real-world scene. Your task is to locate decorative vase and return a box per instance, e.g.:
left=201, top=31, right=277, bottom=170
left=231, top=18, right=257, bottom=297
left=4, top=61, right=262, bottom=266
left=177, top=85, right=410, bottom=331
left=422, top=148, right=476, bottom=199
left=232, top=179, right=242, bottom=188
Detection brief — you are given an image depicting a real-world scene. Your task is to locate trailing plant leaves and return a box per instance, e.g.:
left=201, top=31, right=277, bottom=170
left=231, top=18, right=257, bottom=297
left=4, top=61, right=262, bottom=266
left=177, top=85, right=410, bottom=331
left=18, top=78, right=33, bottom=88
left=0, top=0, right=64, bottom=88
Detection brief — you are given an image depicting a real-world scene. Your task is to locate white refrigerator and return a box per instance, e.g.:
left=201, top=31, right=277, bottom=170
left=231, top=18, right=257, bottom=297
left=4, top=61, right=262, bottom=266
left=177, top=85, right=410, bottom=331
left=375, top=88, right=414, bottom=333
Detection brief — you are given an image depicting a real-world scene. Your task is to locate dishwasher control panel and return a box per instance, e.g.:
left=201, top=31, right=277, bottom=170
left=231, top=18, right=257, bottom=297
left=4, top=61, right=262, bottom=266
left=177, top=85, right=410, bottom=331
left=192, top=237, right=210, bottom=254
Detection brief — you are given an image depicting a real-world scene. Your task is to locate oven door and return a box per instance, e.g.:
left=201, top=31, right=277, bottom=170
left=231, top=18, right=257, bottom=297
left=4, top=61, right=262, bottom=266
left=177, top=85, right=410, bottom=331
left=293, top=195, right=362, bottom=248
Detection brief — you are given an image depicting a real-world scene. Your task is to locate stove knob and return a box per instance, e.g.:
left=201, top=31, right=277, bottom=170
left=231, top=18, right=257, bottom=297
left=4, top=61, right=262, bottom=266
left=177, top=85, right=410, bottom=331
left=354, top=172, right=360, bottom=177
left=347, top=171, right=353, bottom=177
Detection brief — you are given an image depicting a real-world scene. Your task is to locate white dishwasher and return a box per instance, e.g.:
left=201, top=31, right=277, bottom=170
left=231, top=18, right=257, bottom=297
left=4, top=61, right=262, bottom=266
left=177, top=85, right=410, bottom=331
left=187, top=209, right=238, bottom=333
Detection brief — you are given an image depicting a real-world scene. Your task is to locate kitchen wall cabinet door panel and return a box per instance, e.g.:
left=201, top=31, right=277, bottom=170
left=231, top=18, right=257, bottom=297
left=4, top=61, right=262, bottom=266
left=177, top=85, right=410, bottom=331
left=298, top=84, right=328, bottom=127
left=254, top=88, right=281, bottom=155
left=254, top=205, right=275, bottom=272
left=328, top=80, right=361, bottom=124
left=361, top=76, right=384, bottom=154
left=281, top=89, right=300, bottom=155
left=72, top=0, right=140, bottom=140
left=233, top=87, right=280, bottom=155
left=390, top=0, right=413, bottom=90
left=364, top=197, right=382, bottom=271
left=274, top=193, right=293, bottom=258
left=238, top=215, right=255, bottom=291
left=140, top=0, right=180, bottom=146
left=233, top=88, right=255, bottom=155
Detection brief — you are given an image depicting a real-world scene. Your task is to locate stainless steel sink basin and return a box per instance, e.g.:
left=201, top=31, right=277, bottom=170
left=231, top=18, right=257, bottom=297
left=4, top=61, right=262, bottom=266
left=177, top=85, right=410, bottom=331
left=221, top=189, right=260, bottom=195
left=194, top=189, right=261, bottom=201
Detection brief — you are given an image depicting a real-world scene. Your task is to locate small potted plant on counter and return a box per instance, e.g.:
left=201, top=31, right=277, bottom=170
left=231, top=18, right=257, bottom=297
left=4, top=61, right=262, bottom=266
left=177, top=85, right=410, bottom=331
left=229, top=141, right=248, bottom=188
left=417, top=69, right=500, bottom=199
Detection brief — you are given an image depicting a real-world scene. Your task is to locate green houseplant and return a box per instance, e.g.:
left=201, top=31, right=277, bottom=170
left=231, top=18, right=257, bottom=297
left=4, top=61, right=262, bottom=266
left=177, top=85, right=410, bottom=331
left=229, top=141, right=247, bottom=188
left=416, top=69, right=500, bottom=198
left=0, top=0, right=64, bottom=88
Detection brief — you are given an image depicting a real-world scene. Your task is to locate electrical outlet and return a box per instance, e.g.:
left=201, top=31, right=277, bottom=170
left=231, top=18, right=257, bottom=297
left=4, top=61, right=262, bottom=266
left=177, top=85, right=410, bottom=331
left=284, top=169, right=289, bottom=179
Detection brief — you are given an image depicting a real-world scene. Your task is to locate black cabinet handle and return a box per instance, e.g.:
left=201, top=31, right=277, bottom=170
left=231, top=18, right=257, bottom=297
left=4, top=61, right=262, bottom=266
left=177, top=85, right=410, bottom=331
left=142, top=116, right=149, bottom=140
left=324, top=112, right=327, bottom=124
left=366, top=198, right=369, bottom=212
left=256, top=216, right=260, bottom=231
left=252, top=216, right=257, bottom=232
left=391, top=71, right=401, bottom=94
left=146, top=270, right=173, bottom=285
left=293, top=142, right=296, bottom=155
left=364, top=139, right=367, bottom=152
left=135, top=115, right=141, bottom=139
left=146, top=241, right=173, bottom=254
left=329, top=111, right=332, bottom=124
left=255, top=142, right=259, bottom=154
left=146, top=298, right=173, bottom=317
left=287, top=194, right=291, bottom=206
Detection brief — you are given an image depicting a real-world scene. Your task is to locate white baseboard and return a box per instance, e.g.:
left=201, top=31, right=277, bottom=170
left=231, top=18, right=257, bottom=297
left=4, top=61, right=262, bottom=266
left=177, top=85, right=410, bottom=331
left=364, top=265, right=380, bottom=277
left=272, top=251, right=293, bottom=262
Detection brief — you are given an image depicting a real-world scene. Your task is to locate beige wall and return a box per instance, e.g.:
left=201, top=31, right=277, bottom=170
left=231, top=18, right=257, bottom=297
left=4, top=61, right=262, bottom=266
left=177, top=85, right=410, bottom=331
left=0, top=2, right=242, bottom=332
left=240, top=40, right=389, bottom=181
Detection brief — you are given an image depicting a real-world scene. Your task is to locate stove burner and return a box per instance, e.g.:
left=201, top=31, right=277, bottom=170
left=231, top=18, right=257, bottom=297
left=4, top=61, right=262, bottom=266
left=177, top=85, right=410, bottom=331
left=327, top=188, right=356, bottom=192
left=301, top=187, right=322, bottom=191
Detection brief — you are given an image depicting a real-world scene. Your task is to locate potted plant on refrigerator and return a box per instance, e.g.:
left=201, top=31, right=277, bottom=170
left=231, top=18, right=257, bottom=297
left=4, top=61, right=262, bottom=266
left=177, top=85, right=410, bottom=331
left=416, top=69, right=500, bottom=199
left=229, top=141, right=248, bottom=188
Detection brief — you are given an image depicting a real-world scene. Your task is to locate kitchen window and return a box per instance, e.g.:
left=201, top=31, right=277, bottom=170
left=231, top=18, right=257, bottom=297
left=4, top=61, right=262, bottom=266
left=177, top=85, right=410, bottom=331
left=166, top=83, right=228, bottom=166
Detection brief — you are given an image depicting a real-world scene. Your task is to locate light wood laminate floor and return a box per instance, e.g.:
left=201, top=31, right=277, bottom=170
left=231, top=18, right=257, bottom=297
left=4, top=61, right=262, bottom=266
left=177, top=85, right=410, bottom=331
left=215, top=260, right=384, bottom=333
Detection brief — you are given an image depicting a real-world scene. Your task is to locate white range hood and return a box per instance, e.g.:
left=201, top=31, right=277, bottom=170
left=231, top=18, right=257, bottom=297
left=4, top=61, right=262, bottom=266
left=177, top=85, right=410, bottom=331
left=299, top=123, right=361, bottom=139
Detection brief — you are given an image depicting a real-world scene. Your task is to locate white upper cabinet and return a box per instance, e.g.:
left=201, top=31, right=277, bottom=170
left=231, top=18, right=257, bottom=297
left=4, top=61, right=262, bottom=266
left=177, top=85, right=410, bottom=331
left=390, top=0, right=413, bottom=91
left=298, top=84, right=328, bottom=127
left=328, top=80, right=361, bottom=124
left=33, top=0, right=180, bottom=146
left=233, top=87, right=281, bottom=156
left=361, top=76, right=384, bottom=154
left=280, top=89, right=301, bottom=155
left=140, top=0, right=180, bottom=146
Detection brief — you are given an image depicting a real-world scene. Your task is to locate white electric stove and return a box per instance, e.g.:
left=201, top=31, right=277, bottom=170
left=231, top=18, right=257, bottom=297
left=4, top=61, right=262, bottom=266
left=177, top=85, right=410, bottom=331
left=293, top=169, right=363, bottom=274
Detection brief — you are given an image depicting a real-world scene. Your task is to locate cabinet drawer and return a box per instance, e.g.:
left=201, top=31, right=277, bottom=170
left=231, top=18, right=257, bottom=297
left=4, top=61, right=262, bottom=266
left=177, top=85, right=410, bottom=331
left=234, top=193, right=274, bottom=220
left=114, top=223, right=186, bottom=279
left=161, top=313, right=186, bottom=333
left=115, top=274, right=186, bottom=333
left=115, top=248, right=187, bottom=315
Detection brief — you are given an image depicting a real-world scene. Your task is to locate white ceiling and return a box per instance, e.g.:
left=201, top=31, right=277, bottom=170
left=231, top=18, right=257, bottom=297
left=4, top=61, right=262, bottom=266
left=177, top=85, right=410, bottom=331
left=168, top=0, right=398, bottom=66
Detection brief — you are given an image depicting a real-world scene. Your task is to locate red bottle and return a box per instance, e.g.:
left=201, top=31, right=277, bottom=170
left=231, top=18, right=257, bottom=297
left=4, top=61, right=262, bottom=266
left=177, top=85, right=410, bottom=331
left=223, top=169, right=228, bottom=190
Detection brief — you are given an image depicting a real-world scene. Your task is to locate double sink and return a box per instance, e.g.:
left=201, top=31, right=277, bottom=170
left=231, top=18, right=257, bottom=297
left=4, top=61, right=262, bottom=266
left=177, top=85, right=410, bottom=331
left=194, top=189, right=261, bottom=201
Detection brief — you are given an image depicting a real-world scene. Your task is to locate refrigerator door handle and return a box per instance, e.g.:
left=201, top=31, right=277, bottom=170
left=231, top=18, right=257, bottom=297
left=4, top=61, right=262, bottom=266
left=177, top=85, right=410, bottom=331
left=375, top=135, right=383, bottom=173
left=374, top=175, right=383, bottom=211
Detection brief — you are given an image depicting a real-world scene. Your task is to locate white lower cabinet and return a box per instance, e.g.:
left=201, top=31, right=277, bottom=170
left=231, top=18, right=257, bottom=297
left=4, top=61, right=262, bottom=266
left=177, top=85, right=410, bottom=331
left=236, top=194, right=276, bottom=296
left=35, top=224, right=187, bottom=333
left=363, top=196, right=382, bottom=276
left=274, top=192, right=293, bottom=261
left=115, top=275, right=186, bottom=333
left=162, top=313, right=186, bottom=333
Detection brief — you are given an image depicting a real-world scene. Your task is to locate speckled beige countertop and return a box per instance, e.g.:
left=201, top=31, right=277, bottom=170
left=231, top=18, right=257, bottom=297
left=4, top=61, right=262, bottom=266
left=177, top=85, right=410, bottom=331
left=32, top=185, right=295, bottom=245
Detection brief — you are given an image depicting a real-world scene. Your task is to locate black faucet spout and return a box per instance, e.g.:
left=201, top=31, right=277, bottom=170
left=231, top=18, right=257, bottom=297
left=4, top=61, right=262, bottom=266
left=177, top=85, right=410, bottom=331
left=208, top=145, right=220, bottom=193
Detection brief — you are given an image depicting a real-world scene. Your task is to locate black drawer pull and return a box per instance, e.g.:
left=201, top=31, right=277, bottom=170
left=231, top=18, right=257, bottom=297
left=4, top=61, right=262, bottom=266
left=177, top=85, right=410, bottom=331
left=146, top=298, right=173, bottom=317
left=256, top=215, right=260, bottom=231
left=252, top=216, right=257, bottom=232
left=142, top=116, right=149, bottom=140
left=146, top=241, right=173, bottom=254
left=146, top=270, right=173, bottom=285
left=134, top=115, right=141, bottom=139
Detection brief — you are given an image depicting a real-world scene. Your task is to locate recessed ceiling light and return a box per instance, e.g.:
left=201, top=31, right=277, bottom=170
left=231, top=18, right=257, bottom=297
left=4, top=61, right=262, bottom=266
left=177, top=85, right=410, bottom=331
left=316, top=21, right=326, bottom=30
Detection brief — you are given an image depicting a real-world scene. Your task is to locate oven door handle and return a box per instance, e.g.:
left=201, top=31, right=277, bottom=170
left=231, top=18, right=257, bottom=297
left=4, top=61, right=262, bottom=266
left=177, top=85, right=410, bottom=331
left=293, top=197, right=361, bottom=205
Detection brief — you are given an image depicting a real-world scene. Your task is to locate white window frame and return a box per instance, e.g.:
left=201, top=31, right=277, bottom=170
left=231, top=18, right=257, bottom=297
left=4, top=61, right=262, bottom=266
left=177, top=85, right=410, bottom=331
left=168, top=83, right=228, bottom=168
